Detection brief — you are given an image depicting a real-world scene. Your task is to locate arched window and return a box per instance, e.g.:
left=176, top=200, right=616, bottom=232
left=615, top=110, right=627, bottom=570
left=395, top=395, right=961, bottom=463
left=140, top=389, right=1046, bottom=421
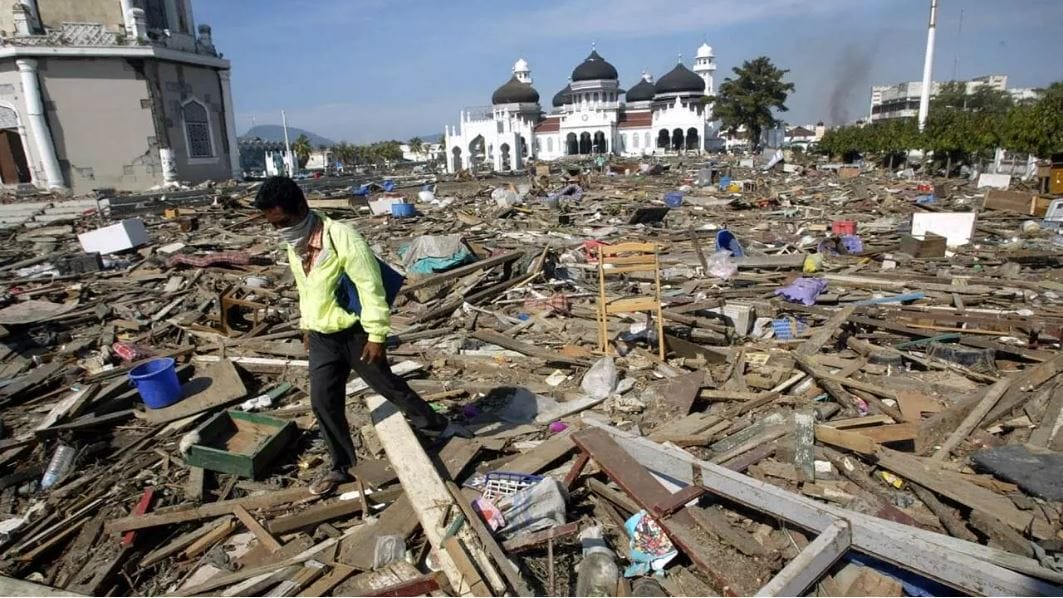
left=546, top=137, right=554, bottom=152
left=621, top=133, right=627, bottom=150
left=632, top=133, right=639, bottom=148
left=182, top=100, right=213, bottom=159
left=644, top=132, right=651, bottom=147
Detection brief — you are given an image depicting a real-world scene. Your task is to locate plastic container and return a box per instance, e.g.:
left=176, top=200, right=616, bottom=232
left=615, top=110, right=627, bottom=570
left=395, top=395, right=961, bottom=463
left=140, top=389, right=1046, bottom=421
left=129, top=357, right=183, bottom=409
left=831, top=219, right=857, bottom=236
left=482, top=471, right=543, bottom=500
left=773, top=317, right=809, bottom=340
left=41, top=443, right=76, bottom=489
left=576, top=526, right=619, bottom=597
left=391, top=203, right=417, bottom=218
left=664, top=191, right=684, bottom=208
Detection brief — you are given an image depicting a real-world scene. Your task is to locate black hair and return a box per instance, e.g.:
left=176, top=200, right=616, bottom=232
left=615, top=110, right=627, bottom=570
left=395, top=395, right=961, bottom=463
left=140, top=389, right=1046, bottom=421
left=254, top=176, right=307, bottom=213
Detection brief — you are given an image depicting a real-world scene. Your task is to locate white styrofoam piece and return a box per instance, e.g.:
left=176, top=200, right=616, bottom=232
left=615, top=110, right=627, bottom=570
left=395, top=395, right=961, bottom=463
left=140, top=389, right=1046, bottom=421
left=976, top=173, right=1010, bottom=190
left=911, top=212, right=977, bottom=247
left=367, top=195, right=405, bottom=216
left=77, top=219, right=148, bottom=254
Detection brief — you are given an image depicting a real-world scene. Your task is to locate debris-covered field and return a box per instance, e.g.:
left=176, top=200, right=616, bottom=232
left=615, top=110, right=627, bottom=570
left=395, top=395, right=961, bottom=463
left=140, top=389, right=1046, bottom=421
left=0, top=155, right=1061, bottom=596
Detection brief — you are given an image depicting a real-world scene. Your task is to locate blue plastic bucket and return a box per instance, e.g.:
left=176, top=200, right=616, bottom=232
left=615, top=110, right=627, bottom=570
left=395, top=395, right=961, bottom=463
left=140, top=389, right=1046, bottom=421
left=391, top=203, right=416, bottom=218
left=129, top=358, right=182, bottom=409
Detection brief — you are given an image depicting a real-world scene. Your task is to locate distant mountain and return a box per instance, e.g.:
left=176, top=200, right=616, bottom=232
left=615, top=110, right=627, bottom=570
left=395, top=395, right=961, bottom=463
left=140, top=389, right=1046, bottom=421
left=411, top=133, right=443, bottom=144
left=242, top=125, right=335, bottom=148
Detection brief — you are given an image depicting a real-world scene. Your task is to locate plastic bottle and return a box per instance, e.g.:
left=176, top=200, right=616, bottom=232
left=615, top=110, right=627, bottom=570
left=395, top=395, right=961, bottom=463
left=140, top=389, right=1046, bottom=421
left=576, top=526, right=619, bottom=597
left=632, top=577, right=668, bottom=596
left=41, top=444, right=76, bottom=490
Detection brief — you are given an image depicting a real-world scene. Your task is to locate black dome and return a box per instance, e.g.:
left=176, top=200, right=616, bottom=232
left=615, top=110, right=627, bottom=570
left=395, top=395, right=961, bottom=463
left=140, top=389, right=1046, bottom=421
left=654, top=63, right=705, bottom=95
left=571, top=50, right=618, bottom=81
left=492, top=76, right=539, bottom=105
left=626, top=78, right=656, bottom=102
left=552, top=84, right=571, bottom=107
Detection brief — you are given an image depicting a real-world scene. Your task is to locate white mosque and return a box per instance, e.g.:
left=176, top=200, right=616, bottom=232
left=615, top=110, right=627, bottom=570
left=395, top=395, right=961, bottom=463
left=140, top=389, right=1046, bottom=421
left=444, top=43, right=720, bottom=174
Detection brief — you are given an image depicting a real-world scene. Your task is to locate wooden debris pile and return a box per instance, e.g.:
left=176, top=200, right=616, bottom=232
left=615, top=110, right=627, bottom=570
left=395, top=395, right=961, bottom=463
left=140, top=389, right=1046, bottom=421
left=0, top=156, right=1059, bottom=595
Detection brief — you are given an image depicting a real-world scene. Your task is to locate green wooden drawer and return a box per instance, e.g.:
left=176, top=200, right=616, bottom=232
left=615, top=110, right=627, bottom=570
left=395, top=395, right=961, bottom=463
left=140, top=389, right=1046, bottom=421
left=185, top=410, right=296, bottom=479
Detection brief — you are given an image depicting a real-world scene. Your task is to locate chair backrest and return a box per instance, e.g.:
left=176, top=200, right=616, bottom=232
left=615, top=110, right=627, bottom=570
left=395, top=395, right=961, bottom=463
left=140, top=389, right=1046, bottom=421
left=598, top=242, right=660, bottom=275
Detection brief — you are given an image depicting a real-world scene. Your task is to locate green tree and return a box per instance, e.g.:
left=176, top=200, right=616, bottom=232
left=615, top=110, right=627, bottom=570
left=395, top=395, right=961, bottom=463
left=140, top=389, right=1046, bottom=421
left=711, top=56, right=795, bottom=150
left=1002, top=82, right=1063, bottom=157
left=291, top=134, right=312, bottom=169
left=932, top=80, right=1013, bottom=114
left=408, top=136, right=424, bottom=159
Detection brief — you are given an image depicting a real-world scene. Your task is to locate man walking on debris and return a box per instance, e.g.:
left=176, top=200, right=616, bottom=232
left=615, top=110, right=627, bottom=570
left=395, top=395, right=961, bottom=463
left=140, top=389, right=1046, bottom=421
left=255, top=176, right=450, bottom=495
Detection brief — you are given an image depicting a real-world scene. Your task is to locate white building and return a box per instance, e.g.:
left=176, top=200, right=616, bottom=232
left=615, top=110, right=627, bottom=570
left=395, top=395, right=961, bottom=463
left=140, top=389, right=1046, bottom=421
left=444, top=44, right=720, bottom=173
left=400, top=142, right=442, bottom=163
left=0, top=0, right=239, bottom=193
left=868, top=74, right=1036, bottom=122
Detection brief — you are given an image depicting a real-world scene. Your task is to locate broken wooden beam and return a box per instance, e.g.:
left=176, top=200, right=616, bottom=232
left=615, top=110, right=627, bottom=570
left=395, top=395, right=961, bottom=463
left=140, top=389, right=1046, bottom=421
left=755, top=520, right=850, bottom=596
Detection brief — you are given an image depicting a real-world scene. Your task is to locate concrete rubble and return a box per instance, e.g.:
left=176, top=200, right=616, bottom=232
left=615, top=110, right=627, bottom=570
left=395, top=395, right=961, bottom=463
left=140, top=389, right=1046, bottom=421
left=0, top=155, right=1060, bottom=596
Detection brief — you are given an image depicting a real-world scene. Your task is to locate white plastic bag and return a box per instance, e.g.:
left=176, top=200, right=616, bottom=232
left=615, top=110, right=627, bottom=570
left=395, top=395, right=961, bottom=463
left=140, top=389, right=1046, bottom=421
left=581, top=357, right=618, bottom=400
left=706, top=250, right=737, bottom=280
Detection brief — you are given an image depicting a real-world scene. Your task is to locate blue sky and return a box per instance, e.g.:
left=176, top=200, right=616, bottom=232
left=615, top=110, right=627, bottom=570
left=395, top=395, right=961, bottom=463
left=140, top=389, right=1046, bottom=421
left=197, top=0, right=1063, bottom=144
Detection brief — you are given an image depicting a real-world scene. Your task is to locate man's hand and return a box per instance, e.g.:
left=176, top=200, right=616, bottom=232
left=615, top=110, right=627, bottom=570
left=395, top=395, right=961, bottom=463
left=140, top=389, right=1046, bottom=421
left=360, top=341, right=385, bottom=364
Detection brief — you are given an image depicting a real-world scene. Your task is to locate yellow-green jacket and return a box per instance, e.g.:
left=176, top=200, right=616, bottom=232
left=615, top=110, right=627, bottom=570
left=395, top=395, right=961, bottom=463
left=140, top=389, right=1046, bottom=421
left=286, top=214, right=390, bottom=343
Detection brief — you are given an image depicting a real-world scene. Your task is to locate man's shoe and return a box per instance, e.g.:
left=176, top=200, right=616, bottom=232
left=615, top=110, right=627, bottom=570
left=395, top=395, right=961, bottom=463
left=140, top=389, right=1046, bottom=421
left=309, top=469, right=353, bottom=496
left=421, top=421, right=473, bottom=440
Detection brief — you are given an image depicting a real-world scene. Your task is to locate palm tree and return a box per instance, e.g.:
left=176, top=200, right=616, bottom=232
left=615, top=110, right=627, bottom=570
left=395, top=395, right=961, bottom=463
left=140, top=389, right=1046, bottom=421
left=408, top=137, right=424, bottom=160
left=291, top=134, right=312, bottom=169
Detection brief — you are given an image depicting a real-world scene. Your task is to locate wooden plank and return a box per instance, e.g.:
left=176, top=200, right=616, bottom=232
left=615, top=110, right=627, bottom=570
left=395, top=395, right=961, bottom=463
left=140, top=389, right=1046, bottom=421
left=755, top=520, right=851, bottom=596
left=793, top=410, right=815, bottom=481
left=984, top=354, right=1063, bottom=426
left=172, top=533, right=348, bottom=596
left=268, top=487, right=401, bottom=535
left=233, top=505, right=283, bottom=552
left=106, top=482, right=360, bottom=534
left=932, top=377, right=1012, bottom=459
left=471, top=329, right=590, bottom=366
left=908, top=483, right=977, bottom=542
left=815, top=425, right=876, bottom=456
left=443, top=537, right=492, bottom=597
left=185, top=466, right=205, bottom=502
left=826, top=415, right=895, bottom=429
left=139, top=517, right=233, bottom=567
left=503, top=428, right=576, bottom=474
left=137, top=358, right=247, bottom=424
left=501, top=522, right=581, bottom=553
left=298, top=563, right=355, bottom=597
left=688, top=507, right=766, bottom=557
left=849, top=423, right=917, bottom=444
left=711, top=426, right=787, bottom=464
left=183, top=518, right=236, bottom=558
left=0, top=576, right=86, bottom=596
left=1029, top=382, right=1063, bottom=448
left=586, top=478, right=640, bottom=515
left=970, top=510, right=1035, bottom=559
left=796, top=306, right=855, bottom=357
left=645, top=371, right=703, bottom=425
left=582, top=418, right=1063, bottom=596
left=876, top=448, right=1046, bottom=539
left=368, top=394, right=503, bottom=597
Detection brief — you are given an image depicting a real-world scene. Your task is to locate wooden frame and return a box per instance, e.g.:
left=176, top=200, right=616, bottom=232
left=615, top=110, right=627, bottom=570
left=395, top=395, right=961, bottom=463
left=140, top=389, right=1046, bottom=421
left=597, top=243, right=665, bottom=359
left=581, top=418, right=1063, bottom=596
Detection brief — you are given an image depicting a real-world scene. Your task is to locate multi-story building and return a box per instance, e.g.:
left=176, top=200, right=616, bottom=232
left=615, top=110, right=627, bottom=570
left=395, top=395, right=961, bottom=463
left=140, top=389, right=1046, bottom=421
left=443, top=43, right=720, bottom=173
left=0, top=0, right=238, bottom=193
left=868, top=74, right=1031, bottom=122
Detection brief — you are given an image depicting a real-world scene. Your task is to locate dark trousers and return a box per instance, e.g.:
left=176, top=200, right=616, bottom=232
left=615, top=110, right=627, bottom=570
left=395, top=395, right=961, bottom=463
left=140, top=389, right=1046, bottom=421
left=308, top=323, right=444, bottom=471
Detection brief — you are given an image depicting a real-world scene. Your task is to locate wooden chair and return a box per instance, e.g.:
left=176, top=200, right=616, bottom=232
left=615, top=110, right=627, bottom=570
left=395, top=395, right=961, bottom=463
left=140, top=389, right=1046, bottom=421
left=596, top=242, right=665, bottom=360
